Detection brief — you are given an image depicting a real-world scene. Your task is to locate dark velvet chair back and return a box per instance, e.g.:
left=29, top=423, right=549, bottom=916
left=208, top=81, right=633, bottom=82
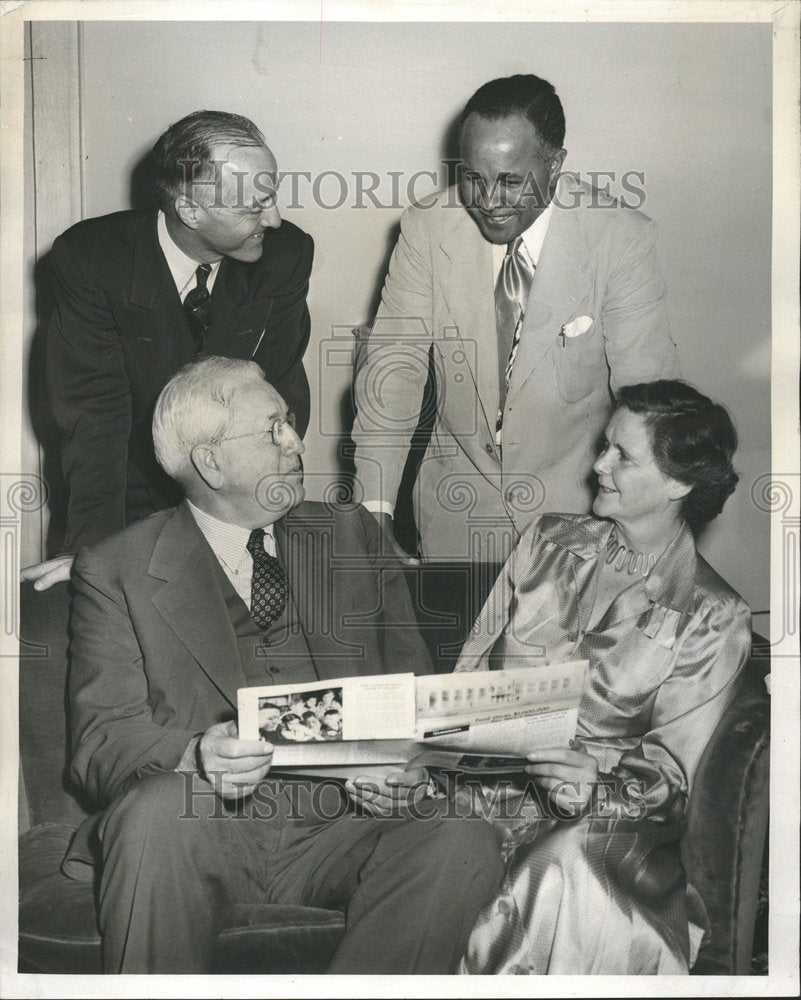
left=19, top=581, right=91, bottom=829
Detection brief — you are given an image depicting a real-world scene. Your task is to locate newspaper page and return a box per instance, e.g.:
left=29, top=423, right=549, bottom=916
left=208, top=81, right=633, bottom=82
left=414, top=660, right=587, bottom=756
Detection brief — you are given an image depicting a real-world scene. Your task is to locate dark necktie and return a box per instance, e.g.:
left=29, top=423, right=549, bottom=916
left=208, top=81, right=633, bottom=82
left=246, top=528, right=289, bottom=630
left=495, top=237, right=535, bottom=431
left=183, top=263, right=212, bottom=358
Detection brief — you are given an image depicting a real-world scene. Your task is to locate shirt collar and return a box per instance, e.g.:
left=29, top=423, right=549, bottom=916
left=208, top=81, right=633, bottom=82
left=518, top=200, right=553, bottom=266
left=490, top=200, right=554, bottom=272
left=187, top=499, right=276, bottom=565
left=156, top=210, right=222, bottom=297
left=538, top=513, right=697, bottom=614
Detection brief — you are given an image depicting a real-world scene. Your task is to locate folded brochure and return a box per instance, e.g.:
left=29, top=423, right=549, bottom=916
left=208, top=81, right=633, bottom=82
left=238, top=660, right=587, bottom=772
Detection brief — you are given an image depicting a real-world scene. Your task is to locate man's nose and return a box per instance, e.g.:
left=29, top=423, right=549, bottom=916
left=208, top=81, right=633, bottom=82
left=593, top=451, right=609, bottom=475
left=260, top=204, right=282, bottom=229
left=283, top=428, right=304, bottom=455
left=484, top=179, right=504, bottom=209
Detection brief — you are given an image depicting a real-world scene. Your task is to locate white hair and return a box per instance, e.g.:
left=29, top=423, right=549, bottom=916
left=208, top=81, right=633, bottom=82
left=152, top=356, right=267, bottom=483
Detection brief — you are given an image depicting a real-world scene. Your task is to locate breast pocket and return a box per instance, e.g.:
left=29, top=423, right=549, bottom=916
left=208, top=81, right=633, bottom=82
left=553, top=320, right=606, bottom=403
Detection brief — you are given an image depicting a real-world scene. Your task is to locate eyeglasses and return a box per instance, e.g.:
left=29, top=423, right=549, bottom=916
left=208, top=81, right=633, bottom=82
left=218, top=412, right=297, bottom=448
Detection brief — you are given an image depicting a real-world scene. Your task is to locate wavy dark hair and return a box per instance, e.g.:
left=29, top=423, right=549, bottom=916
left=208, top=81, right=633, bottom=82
left=152, top=110, right=265, bottom=211
left=615, top=381, right=739, bottom=529
left=459, top=74, right=565, bottom=153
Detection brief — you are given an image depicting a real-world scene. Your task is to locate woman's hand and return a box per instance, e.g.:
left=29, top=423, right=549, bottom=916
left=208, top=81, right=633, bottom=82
left=345, top=766, right=432, bottom=818
left=524, top=741, right=599, bottom=818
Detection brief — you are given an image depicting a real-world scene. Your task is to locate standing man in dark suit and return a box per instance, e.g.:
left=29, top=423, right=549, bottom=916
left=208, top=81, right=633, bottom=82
left=64, top=356, right=502, bottom=974
left=23, top=110, right=313, bottom=588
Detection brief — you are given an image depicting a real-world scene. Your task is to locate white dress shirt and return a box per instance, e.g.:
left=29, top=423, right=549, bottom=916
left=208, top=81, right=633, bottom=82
left=157, top=210, right=222, bottom=301
left=187, top=500, right=277, bottom=610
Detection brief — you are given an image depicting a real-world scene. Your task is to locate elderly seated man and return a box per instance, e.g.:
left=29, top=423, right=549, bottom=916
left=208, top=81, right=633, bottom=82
left=63, top=356, right=503, bottom=974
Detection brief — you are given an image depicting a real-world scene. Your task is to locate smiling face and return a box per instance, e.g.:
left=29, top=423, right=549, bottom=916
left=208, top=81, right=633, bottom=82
left=592, top=408, right=690, bottom=543
left=215, top=381, right=305, bottom=526
left=459, top=112, right=565, bottom=244
left=181, top=142, right=281, bottom=263
left=258, top=706, right=281, bottom=732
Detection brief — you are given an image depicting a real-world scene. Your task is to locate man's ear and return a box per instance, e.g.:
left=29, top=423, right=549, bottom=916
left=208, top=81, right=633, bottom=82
left=548, top=148, right=567, bottom=186
left=174, top=195, right=203, bottom=230
left=190, top=444, right=224, bottom=490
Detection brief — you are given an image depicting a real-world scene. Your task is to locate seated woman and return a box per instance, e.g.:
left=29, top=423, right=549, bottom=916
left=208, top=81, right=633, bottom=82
left=454, top=380, right=751, bottom=975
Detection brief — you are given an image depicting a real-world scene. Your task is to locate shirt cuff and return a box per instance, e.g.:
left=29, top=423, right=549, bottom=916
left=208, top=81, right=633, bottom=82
left=362, top=500, right=395, bottom=517
left=174, top=734, right=203, bottom=773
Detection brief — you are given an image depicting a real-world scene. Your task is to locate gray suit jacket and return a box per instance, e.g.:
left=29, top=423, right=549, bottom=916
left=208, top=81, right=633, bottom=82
left=69, top=500, right=431, bottom=811
left=352, top=175, right=680, bottom=561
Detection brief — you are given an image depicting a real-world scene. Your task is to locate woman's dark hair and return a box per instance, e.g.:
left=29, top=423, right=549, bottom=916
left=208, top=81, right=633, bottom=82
left=614, top=380, right=739, bottom=529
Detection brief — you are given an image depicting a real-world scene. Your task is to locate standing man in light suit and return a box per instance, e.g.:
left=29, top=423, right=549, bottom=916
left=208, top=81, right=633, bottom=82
left=352, top=74, right=680, bottom=563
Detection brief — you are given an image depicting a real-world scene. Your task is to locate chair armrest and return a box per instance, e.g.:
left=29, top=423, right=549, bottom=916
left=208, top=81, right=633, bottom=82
left=684, top=659, right=770, bottom=974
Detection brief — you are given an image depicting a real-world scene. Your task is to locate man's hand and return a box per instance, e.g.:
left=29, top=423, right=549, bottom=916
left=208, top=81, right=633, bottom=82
left=198, top=720, right=273, bottom=799
left=345, top=766, right=432, bottom=818
left=524, top=742, right=599, bottom=818
left=20, top=555, right=75, bottom=591
left=368, top=510, right=420, bottom=565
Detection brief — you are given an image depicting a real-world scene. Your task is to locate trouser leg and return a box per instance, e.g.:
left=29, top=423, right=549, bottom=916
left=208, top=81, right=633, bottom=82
left=97, top=771, right=284, bottom=973
left=268, top=798, right=506, bottom=974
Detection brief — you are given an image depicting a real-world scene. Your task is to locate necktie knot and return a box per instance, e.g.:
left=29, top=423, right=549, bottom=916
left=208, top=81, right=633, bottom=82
left=246, top=527, right=266, bottom=558
left=194, top=262, right=212, bottom=290
left=506, top=236, right=525, bottom=258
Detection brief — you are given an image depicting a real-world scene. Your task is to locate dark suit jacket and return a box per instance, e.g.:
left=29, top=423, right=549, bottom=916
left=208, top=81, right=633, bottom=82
left=47, top=210, right=314, bottom=552
left=69, top=500, right=432, bottom=812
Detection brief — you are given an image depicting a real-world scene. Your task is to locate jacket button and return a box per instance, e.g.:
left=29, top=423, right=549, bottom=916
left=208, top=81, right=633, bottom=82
left=485, top=443, right=494, bottom=454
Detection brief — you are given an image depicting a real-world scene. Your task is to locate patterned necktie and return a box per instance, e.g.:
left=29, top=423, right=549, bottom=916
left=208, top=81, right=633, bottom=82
left=183, top=263, right=212, bottom=358
left=495, top=237, right=535, bottom=443
left=246, top=528, right=289, bottom=630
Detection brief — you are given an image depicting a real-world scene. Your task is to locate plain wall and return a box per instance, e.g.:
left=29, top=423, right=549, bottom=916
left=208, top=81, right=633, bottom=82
left=50, top=19, right=772, bottom=611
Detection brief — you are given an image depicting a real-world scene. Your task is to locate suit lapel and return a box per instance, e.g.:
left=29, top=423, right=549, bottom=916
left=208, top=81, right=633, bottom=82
left=508, top=182, right=593, bottom=397
left=203, top=258, right=274, bottom=359
left=274, top=505, right=380, bottom=680
left=149, top=504, right=246, bottom=708
left=275, top=507, right=360, bottom=680
left=438, top=210, right=498, bottom=436
left=123, top=212, right=195, bottom=383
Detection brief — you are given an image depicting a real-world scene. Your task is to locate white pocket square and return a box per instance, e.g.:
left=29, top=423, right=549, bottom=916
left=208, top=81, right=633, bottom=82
left=561, top=315, right=594, bottom=339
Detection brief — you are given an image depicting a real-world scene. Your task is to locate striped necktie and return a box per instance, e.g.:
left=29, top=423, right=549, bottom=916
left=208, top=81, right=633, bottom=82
left=495, top=237, right=535, bottom=446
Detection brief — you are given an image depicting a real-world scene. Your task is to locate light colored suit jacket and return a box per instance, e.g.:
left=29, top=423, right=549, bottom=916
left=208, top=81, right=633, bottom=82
left=352, top=176, right=680, bottom=561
